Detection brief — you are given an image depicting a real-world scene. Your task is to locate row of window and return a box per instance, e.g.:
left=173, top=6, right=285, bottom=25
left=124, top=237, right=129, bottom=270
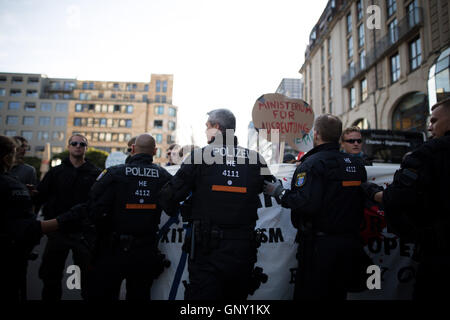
left=153, top=133, right=176, bottom=145
left=0, top=88, right=39, bottom=97
left=78, top=92, right=167, bottom=103
left=389, top=37, right=422, bottom=82
left=346, top=1, right=419, bottom=60
left=154, top=119, right=176, bottom=131
left=43, top=93, right=73, bottom=100
left=0, top=76, right=39, bottom=84
left=154, top=105, right=177, bottom=117
left=155, top=80, right=168, bottom=93
left=349, top=78, right=368, bottom=110
left=0, top=101, right=68, bottom=112
left=48, top=81, right=76, bottom=91
left=73, top=117, right=132, bottom=128
left=3, top=130, right=65, bottom=142
left=3, top=115, right=66, bottom=126
left=75, top=103, right=134, bottom=114
left=348, top=39, right=421, bottom=111
left=80, top=82, right=164, bottom=92
left=0, top=77, right=170, bottom=94
left=73, top=131, right=132, bottom=143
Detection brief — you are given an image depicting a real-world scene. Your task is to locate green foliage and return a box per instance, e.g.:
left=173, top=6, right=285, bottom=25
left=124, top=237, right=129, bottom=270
left=86, top=148, right=109, bottom=170
left=51, top=147, right=109, bottom=170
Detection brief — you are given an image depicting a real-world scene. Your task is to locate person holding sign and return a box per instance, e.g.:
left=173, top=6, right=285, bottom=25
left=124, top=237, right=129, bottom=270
left=159, top=109, right=273, bottom=300
left=264, top=114, right=367, bottom=299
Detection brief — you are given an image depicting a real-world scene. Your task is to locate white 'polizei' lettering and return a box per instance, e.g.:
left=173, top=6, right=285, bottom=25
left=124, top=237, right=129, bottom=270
left=125, top=166, right=159, bottom=178
left=212, top=147, right=249, bottom=159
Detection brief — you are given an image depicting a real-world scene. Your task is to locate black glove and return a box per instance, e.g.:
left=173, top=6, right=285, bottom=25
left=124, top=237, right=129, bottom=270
left=264, top=180, right=284, bottom=197
left=56, top=203, right=88, bottom=233
left=361, top=182, right=383, bottom=201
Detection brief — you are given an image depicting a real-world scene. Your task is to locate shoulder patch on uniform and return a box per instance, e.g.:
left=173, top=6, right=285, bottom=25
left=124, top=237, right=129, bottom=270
left=96, top=169, right=107, bottom=181
left=295, top=172, right=307, bottom=187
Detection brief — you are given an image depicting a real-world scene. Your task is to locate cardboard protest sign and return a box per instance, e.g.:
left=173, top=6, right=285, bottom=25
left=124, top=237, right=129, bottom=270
left=252, top=93, right=314, bottom=151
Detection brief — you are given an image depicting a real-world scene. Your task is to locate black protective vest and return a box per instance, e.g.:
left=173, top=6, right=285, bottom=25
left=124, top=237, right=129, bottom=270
left=290, top=143, right=367, bottom=235
left=106, top=154, right=170, bottom=236
left=316, top=150, right=367, bottom=234
left=190, top=142, right=264, bottom=227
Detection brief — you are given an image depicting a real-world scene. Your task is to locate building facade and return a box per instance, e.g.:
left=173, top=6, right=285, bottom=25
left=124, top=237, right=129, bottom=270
left=0, top=73, right=177, bottom=164
left=275, top=78, right=304, bottom=99
left=0, top=73, right=71, bottom=158
left=300, top=0, right=450, bottom=134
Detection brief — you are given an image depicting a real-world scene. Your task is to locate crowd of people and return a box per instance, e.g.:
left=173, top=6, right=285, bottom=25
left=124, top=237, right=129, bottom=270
left=1, top=98, right=449, bottom=301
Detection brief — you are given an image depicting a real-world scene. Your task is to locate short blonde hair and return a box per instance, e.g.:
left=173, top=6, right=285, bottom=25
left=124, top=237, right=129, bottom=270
left=340, top=126, right=361, bottom=142
left=68, top=133, right=88, bottom=145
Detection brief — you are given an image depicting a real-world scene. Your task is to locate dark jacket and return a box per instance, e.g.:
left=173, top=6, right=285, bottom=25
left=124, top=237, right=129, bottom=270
left=1, top=172, right=42, bottom=251
left=282, top=142, right=367, bottom=235
left=383, top=131, right=450, bottom=251
left=159, top=137, right=271, bottom=227
left=87, top=153, right=172, bottom=237
left=36, top=158, right=100, bottom=220
left=10, top=163, right=38, bottom=185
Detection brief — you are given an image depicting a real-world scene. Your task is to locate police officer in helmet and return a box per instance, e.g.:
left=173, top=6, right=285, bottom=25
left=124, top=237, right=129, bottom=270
left=264, top=114, right=367, bottom=299
left=159, top=108, right=271, bottom=300
left=86, top=133, right=172, bottom=300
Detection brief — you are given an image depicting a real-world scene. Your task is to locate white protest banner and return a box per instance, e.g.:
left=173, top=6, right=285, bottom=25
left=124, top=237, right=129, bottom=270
left=151, top=163, right=417, bottom=300
left=105, top=151, right=127, bottom=168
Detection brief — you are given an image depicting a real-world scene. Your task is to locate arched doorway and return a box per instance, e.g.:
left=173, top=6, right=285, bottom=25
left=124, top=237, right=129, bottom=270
left=392, top=92, right=428, bottom=132
left=352, top=118, right=370, bottom=129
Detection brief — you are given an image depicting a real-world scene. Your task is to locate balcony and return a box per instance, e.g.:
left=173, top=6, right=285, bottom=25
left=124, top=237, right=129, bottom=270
left=45, top=84, right=75, bottom=92
left=342, top=7, right=423, bottom=87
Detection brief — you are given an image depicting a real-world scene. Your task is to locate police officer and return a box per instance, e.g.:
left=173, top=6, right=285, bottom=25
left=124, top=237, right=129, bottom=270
left=0, top=135, right=58, bottom=301
left=159, top=109, right=271, bottom=300
left=367, top=97, right=450, bottom=300
left=34, top=134, right=101, bottom=300
left=264, top=114, right=367, bottom=299
left=86, top=134, right=172, bottom=300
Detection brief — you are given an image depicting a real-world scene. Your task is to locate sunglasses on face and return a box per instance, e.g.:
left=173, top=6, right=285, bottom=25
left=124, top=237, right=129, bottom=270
left=69, top=141, right=87, bottom=147
left=127, top=147, right=132, bottom=153
left=344, top=139, right=362, bottom=144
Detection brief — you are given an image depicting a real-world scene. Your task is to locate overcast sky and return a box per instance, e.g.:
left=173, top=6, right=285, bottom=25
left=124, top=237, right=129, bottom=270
left=0, top=0, right=329, bottom=147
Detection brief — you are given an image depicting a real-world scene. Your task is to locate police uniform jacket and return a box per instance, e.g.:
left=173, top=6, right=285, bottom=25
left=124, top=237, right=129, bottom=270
left=281, top=142, right=367, bottom=235
left=36, top=158, right=101, bottom=220
left=1, top=172, right=42, bottom=252
left=159, top=136, right=270, bottom=228
left=88, top=153, right=172, bottom=237
left=382, top=131, right=450, bottom=250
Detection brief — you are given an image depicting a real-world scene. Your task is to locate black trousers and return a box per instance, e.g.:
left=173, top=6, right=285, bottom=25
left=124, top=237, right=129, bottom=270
left=1, top=247, right=29, bottom=301
left=87, top=245, right=160, bottom=300
left=413, top=254, right=450, bottom=300
left=39, top=232, right=91, bottom=300
left=294, top=234, right=362, bottom=300
left=185, top=239, right=256, bottom=300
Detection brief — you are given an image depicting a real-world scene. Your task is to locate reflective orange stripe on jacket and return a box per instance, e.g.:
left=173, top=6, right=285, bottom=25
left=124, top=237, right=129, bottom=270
left=211, top=185, right=247, bottom=193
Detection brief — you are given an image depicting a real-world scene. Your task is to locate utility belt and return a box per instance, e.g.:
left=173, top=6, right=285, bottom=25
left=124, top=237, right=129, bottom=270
left=184, top=221, right=261, bottom=260
left=296, top=223, right=358, bottom=242
left=112, top=232, right=157, bottom=252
